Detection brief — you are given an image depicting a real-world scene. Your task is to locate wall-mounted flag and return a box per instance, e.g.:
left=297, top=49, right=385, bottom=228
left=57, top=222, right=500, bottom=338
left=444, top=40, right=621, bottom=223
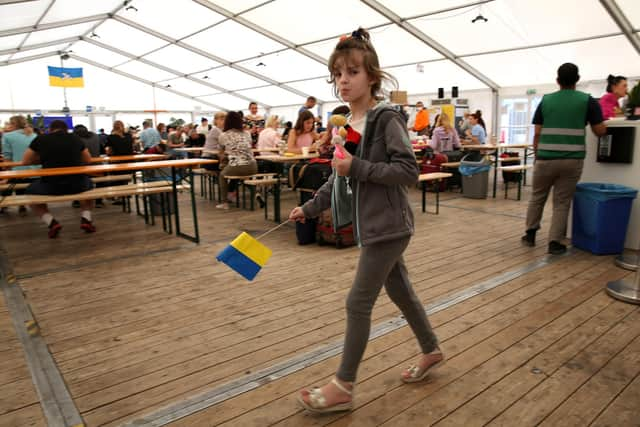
left=48, top=66, right=84, bottom=88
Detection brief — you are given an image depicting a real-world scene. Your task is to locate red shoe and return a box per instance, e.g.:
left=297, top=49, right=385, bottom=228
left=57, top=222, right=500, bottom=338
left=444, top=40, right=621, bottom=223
left=48, top=220, right=62, bottom=238
left=80, top=218, right=96, bottom=233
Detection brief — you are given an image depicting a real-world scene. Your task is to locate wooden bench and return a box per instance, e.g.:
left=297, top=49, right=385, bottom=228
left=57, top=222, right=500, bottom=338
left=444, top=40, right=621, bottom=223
left=1, top=175, right=131, bottom=194
left=0, top=181, right=187, bottom=233
left=418, top=172, right=452, bottom=214
left=498, top=164, right=533, bottom=200
left=243, top=174, right=282, bottom=222
left=193, top=168, right=219, bottom=201
left=223, top=174, right=256, bottom=209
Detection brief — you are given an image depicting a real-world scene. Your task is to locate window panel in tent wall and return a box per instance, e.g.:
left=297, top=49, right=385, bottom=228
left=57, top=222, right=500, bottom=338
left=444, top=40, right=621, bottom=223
left=240, top=0, right=390, bottom=45
left=22, top=22, right=94, bottom=46
left=617, top=0, right=640, bottom=30
left=70, top=41, right=131, bottom=67
left=236, top=86, right=306, bottom=108
left=92, top=20, right=167, bottom=56
left=409, top=0, right=620, bottom=57
left=116, top=0, right=225, bottom=40
left=194, top=66, right=267, bottom=91
left=236, top=50, right=327, bottom=83
left=39, top=0, right=124, bottom=24
left=464, top=35, right=640, bottom=87
left=182, top=20, right=286, bottom=63
left=0, top=0, right=49, bottom=32
left=142, top=45, right=221, bottom=75
left=268, top=106, right=308, bottom=126
left=385, top=60, right=486, bottom=94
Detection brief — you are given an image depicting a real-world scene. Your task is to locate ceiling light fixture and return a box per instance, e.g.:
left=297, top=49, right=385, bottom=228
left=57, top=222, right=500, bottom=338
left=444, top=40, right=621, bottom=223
left=165, top=84, right=171, bottom=88
left=125, top=5, right=138, bottom=12
left=90, top=32, right=100, bottom=38
left=256, top=62, right=266, bottom=67
left=202, top=75, right=209, bottom=79
left=471, top=13, right=488, bottom=23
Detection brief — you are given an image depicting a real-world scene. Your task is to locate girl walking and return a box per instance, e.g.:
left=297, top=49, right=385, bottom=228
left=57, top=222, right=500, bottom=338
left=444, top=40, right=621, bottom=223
left=289, top=28, right=443, bottom=414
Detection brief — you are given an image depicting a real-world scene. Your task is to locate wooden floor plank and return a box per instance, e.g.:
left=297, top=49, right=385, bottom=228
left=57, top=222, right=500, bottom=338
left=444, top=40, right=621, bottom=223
left=173, top=256, right=611, bottom=427
left=435, top=302, right=638, bottom=427
left=539, top=331, right=640, bottom=427
left=590, top=371, right=640, bottom=427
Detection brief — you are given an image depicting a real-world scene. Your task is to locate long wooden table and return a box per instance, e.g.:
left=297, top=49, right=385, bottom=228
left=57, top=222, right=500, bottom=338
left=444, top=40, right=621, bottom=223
left=0, top=158, right=217, bottom=243
left=0, top=154, right=166, bottom=169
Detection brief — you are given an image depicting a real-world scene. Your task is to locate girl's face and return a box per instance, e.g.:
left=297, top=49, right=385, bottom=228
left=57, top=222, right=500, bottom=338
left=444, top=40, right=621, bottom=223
left=613, top=79, right=628, bottom=98
left=469, top=116, right=478, bottom=125
left=303, top=118, right=314, bottom=133
left=334, top=51, right=373, bottom=104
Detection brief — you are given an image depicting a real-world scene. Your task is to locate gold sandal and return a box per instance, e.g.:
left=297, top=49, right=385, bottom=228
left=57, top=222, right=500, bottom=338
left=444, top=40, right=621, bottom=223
left=297, top=378, right=353, bottom=414
left=402, top=349, right=444, bottom=383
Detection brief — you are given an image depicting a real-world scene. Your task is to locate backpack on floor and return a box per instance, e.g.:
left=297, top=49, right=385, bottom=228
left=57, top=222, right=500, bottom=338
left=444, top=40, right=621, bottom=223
left=316, top=209, right=356, bottom=249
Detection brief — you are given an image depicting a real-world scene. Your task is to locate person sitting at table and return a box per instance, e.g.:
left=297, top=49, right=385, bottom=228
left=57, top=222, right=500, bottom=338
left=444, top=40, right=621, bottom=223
left=287, top=110, right=319, bottom=154
left=145, top=142, right=166, bottom=155
left=217, top=111, right=258, bottom=210
left=186, top=128, right=205, bottom=148
left=467, top=110, right=487, bottom=144
left=167, top=126, right=186, bottom=159
left=73, top=124, right=103, bottom=208
left=429, top=112, right=461, bottom=153
left=21, top=120, right=96, bottom=238
left=257, top=115, right=281, bottom=156
left=1, top=115, right=38, bottom=215
left=202, top=112, right=226, bottom=172
left=105, top=120, right=133, bottom=155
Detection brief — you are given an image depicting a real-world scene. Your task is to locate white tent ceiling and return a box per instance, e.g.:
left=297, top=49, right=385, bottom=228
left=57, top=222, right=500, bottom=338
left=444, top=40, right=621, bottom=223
left=0, top=0, right=638, bottom=112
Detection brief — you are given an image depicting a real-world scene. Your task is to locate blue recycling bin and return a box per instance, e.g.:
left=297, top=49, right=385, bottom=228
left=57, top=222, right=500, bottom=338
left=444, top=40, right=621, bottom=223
left=572, top=183, right=638, bottom=254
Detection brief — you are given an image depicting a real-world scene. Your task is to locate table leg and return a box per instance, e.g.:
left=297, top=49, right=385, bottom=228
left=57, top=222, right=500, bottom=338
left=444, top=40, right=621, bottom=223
left=422, top=181, right=426, bottom=213
left=492, top=148, right=498, bottom=198
left=172, top=166, right=180, bottom=236
left=436, top=180, right=440, bottom=215
left=274, top=182, right=281, bottom=223
left=523, top=147, right=528, bottom=186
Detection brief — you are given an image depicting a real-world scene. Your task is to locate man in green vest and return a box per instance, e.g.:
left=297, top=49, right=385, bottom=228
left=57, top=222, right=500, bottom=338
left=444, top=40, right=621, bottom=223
left=522, top=63, right=606, bottom=254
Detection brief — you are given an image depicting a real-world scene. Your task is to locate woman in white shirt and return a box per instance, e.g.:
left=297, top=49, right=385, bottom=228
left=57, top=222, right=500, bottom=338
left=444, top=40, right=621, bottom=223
left=257, top=115, right=280, bottom=156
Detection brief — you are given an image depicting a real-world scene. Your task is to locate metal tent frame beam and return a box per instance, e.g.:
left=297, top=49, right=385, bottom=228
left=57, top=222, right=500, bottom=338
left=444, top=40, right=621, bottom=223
left=82, top=38, right=271, bottom=108
left=15, top=0, right=56, bottom=51
left=599, top=0, right=640, bottom=55
left=360, top=0, right=499, bottom=91
left=0, top=13, right=108, bottom=38
left=112, top=15, right=318, bottom=102
left=0, top=36, right=79, bottom=56
left=1, top=50, right=60, bottom=66
left=191, top=0, right=328, bottom=66
left=69, top=54, right=228, bottom=111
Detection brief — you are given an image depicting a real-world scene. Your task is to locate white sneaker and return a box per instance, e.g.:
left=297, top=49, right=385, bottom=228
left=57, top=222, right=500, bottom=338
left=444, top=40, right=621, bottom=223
left=216, top=203, right=229, bottom=210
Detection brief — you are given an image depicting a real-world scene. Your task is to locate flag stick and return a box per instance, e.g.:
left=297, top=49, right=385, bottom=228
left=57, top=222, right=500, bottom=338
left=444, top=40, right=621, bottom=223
left=256, top=219, right=291, bottom=240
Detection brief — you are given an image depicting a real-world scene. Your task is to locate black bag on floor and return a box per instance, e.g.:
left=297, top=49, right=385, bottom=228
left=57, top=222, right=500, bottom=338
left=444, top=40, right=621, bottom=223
left=296, top=218, right=317, bottom=245
left=501, top=151, right=522, bottom=182
left=290, top=162, right=332, bottom=191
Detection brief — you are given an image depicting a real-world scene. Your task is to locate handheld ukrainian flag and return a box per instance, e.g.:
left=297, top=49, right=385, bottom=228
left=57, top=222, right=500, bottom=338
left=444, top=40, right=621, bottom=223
left=216, top=221, right=289, bottom=281
left=48, top=66, right=84, bottom=88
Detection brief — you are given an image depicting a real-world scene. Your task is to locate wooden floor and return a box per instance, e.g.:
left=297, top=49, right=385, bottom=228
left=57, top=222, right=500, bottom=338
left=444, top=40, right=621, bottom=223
left=0, top=178, right=639, bottom=427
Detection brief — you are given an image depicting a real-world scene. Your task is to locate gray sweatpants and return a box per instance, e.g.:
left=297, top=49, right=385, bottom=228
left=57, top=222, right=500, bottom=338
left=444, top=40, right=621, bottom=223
left=337, top=237, right=439, bottom=382
left=525, top=159, right=584, bottom=242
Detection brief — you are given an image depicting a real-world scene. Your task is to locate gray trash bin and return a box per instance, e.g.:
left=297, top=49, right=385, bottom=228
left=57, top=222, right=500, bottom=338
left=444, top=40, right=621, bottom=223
left=460, top=152, right=491, bottom=199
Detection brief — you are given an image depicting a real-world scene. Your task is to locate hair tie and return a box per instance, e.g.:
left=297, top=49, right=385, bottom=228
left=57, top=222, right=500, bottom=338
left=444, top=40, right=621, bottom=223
left=351, top=29, right=364, bottom=40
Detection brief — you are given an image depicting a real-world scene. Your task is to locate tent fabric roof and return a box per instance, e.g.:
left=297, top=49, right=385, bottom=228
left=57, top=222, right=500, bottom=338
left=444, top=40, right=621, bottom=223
left=0, top=0, right=638, bottom=111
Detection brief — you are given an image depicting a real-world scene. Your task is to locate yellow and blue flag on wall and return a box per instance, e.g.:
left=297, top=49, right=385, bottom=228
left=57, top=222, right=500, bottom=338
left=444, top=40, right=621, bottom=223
left=48, top=66, right=84, bottom=87
left=216, top=232, right=272, bottom=281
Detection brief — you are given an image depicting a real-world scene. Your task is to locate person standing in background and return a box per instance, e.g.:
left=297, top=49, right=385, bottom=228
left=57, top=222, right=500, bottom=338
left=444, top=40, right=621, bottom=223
left=410, top=101, right=430, bottom=136
left=299, top=96, right=317, bottom=114
left=139, top=120, right=161, bottom=152
left=522, top=63, right=607, bottom=255
left=599, top=74, right=627, bottom=120
left=244, top=102, right=265, bottom=147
